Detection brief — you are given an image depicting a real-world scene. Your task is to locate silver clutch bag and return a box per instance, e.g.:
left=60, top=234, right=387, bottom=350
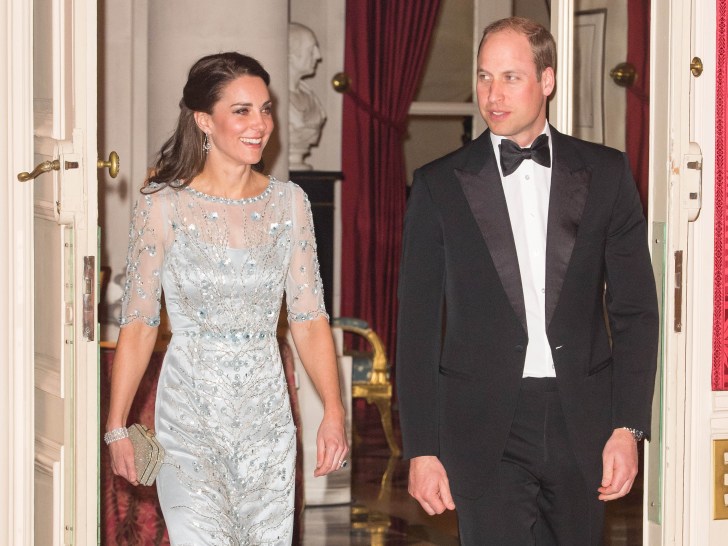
left=128, top=423, right=165, bottom=486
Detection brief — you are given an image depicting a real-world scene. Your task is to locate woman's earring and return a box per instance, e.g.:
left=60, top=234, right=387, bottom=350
left=203, top=133, right=212, bottom=154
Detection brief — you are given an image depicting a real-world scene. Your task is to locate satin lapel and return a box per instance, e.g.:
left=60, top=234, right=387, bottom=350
left=456, top=136, right=527, bottom=333
left=545, top=129, right=591, bottom=327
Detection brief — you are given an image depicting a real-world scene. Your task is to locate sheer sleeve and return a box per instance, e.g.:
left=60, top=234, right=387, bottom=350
left=119, top=190, right=169, bottom=327
left=285, top=184, right=329, bottom=322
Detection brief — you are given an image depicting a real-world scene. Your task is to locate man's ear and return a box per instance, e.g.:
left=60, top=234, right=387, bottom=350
left=194, top=111, right=212, bottom=134
left=541, top=67, right=556, bottom=97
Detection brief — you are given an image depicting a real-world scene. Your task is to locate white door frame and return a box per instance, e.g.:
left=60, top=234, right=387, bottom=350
left=686, top=1, right=724, bottom=544
left=644, top=0, right=687, bottom=541
left=1, top=0, right=36, bottom=543
left=69, top=1, right=101, bottom=542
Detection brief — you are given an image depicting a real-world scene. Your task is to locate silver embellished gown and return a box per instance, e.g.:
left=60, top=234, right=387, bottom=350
left=120, top=177, right=327, bottom=545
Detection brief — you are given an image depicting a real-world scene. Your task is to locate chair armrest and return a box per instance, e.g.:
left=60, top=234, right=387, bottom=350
left=332, top=317, right=389, bottom=385
left=331, top=317, right=369, bottom=330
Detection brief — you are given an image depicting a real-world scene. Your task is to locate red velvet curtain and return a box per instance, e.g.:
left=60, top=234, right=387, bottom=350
left=714, top=0, right=728, bottom=390
left=341, top=1, right=442, bottom=358
left=626, top=0, right=650, bottom=214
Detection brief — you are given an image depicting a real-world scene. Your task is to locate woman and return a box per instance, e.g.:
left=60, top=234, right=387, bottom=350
left=105, top=52, right=348, bottom=544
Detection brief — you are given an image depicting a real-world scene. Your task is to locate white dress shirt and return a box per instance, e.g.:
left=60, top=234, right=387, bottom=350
left=490, top=123, right=555, bottom=378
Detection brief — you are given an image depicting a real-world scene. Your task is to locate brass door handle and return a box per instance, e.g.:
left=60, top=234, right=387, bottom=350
left=691, top=57, right=703, bottom=77
left=610, top=62, right=637, bottom=88
left=98, top=151, right=120, bottom=178
left=17, top=159, right=61, bottom=182
left=331, top=72, right=351, bottom=93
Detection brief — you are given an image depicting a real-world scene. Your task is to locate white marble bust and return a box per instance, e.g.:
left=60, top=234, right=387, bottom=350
left=289, top=23, right=326, bottom=170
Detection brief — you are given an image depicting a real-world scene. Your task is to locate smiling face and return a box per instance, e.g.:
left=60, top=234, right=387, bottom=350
left=196, top=75, right=274, bottom=167
left=476, top=29, right=554, bottom=147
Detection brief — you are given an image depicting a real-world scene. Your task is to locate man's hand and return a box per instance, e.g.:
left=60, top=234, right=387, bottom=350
left=598, top=428, right=638, bottom=501
left=408, top=455, right=456, bottom=515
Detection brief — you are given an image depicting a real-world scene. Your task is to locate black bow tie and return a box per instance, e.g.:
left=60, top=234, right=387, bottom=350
left=499, top=134, right=551, bottom=177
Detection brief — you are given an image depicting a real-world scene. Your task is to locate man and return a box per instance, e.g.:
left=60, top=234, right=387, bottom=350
left=396, top=17, right=658, bottom=545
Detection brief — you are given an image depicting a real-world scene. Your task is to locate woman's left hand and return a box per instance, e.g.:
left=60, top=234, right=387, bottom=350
left=314, top=410, right=349, bottom=477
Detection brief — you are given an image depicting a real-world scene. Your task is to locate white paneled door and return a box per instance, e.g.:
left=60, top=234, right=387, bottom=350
left=12, top=0, right=100, bottom=543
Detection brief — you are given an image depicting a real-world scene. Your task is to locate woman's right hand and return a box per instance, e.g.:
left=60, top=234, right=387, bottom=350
left=108, top=437, right=140, bottom=486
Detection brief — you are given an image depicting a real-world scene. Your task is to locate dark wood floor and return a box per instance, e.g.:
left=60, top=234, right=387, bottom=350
left=302, top=401, right=643, bottom=545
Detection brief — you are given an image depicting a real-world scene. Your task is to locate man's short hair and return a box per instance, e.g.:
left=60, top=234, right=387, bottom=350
left=478, top=17, right=557, bottom=81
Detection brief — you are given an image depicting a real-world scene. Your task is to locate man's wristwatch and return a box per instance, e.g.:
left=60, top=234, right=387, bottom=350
left=620, top=427, right=645, bottom=442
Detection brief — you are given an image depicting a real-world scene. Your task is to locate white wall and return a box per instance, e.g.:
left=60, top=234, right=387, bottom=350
left=575, top=0, right=627, bottom=151
left=514, top=0, right=550, bottom=27
left=99, top=0, right=148, bottom=340
left=146, top=1, right=289, bottom=179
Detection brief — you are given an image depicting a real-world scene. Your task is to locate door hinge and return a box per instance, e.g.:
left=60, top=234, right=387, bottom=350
left=682, top=141, right=702, bottom=222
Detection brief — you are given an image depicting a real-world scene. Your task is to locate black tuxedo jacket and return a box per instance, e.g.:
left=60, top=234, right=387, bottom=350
left=396, top=126, right=659, bottom=499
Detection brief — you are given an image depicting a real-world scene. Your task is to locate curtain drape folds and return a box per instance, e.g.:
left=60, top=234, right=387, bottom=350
left=626, top=0, right=650, bottom=215
left=341, top=1, right=442, bottom=360
left=714, top=0, right=728, bottom=390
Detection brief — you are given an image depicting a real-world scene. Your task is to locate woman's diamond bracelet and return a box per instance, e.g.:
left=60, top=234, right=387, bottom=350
left=104, top=427, right=129, bottom=445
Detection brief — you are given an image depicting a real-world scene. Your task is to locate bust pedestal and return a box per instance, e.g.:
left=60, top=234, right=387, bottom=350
left=287, top=328, right=352, bottom=506
left=290, top=170, right=342, bottom=316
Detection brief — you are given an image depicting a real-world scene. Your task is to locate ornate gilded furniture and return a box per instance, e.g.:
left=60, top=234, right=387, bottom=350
left=332, top=317, right=401, bottom=457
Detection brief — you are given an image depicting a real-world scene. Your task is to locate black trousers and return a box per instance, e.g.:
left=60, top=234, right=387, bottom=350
left=453, top=378, right=605, bottom=545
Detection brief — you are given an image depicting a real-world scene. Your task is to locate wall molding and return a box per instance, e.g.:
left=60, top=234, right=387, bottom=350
left=1, top=0, right=37, bottom=544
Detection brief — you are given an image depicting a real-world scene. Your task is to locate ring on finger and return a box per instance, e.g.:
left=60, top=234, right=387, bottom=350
left=338, top=459, right=348, bottom=469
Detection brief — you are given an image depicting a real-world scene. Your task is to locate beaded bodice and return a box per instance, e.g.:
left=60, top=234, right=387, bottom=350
left=120, top=176, right=327, bottom=332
